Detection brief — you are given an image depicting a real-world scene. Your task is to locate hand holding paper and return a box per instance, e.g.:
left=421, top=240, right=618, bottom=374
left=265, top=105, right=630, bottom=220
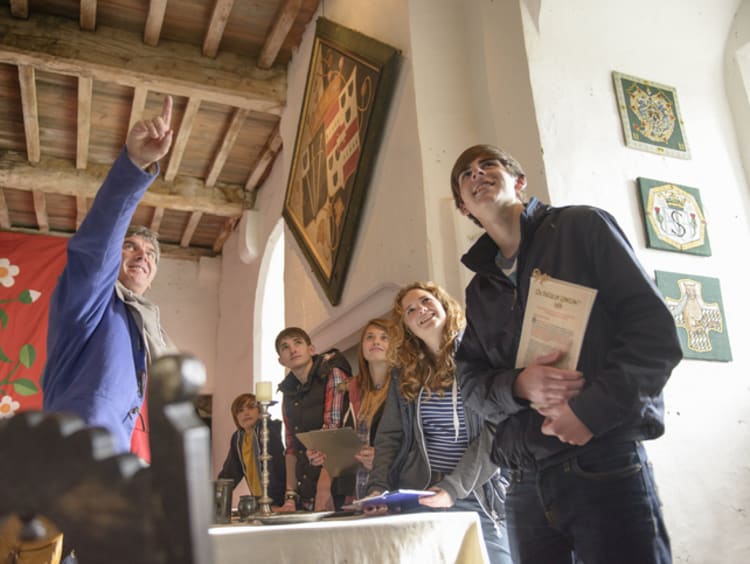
left=514, top=271, right=595, bottom=410
left=296, top=428, right=362, bottom=477
left=417, top=488, right=453, bottom=508
left=306, top=448, right=327, bottom=467
left=515, top=270, right=597, bottom=372
left=514, top=350, right=584, bottom=409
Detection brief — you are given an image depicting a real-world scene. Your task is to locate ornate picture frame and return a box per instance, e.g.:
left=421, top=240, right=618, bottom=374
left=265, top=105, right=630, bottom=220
left=283, top=18, right=401, bottom=305
left=613, top=71, right=690, bottom=159
left=655, top=271, right=732, bottom=362
left=637, top=177, right=710, bottom=256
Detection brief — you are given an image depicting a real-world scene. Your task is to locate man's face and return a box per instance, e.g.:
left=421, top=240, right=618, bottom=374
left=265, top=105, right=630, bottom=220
left=457, top=156, right=526, bottom=221
left=277, top=336, right=315, bottom=372
left=118, top=235, right=158, bottom=295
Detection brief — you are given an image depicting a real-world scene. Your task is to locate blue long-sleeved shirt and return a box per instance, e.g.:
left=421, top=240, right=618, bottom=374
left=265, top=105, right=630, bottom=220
left=42, top=149, right=158, bottom=454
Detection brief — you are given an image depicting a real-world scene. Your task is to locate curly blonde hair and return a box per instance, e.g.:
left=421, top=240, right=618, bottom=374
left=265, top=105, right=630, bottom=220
left=388, top=282, right=465, bottom=402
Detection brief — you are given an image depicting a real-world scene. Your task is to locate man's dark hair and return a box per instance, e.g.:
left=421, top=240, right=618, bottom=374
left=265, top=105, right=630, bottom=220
left=125, top=225, right=161, bottom=264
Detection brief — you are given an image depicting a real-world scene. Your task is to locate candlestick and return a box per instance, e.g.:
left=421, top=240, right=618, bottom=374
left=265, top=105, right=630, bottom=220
left=255, top=381, right=273, bottom=402
left=257, top=399, right=278, bottom=515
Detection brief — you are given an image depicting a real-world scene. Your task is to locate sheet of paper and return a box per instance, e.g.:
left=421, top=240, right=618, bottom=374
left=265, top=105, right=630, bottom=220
left=515, top=270, right=598, bottom=371
left=295, top=427, right=362, bottom=477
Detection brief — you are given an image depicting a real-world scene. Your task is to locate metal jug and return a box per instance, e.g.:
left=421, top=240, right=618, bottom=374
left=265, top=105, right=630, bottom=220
left=213, top=479, right=234, bottom=523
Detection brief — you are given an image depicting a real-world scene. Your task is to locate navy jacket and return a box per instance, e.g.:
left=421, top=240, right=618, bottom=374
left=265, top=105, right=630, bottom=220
left=456, top=198, right=682, bottom=469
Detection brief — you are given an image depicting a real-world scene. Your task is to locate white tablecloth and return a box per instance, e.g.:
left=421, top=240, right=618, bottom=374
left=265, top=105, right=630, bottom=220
left=210, top=511, right=489, bottom=563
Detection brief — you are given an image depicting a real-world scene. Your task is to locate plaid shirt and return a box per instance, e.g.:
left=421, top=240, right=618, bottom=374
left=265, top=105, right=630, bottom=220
left=283, top=366, right=350, bottom=454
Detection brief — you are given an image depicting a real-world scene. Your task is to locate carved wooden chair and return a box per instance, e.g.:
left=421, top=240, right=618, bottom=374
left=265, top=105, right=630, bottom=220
left=0, top=355, right=213, bottom=564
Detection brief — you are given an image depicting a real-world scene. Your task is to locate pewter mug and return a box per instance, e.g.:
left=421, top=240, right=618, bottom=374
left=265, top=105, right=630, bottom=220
left=237, top=495, right=258, bottom=521
left=213, top=479, right=234, bottom=523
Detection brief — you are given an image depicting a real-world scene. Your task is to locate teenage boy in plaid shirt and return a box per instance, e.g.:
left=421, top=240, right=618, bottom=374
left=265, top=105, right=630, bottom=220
left=275, top=327, right=352, bottom=511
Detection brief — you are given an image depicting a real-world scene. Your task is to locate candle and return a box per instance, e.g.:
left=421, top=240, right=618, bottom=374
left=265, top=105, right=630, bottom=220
left=255, top=381, right=273, bottom=402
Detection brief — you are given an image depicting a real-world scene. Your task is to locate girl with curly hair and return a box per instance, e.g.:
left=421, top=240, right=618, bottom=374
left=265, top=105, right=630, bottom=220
left=366, top=281, right=511, bottom=564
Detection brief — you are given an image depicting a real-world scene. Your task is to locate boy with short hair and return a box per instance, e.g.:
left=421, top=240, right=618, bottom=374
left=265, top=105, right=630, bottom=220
left=275, top=327, right=352, bottom=512
left=451, top=143, right=682, bottom=563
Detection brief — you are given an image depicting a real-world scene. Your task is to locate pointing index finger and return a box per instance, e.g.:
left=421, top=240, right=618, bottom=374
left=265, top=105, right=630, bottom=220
left=161, top=95, right=173, bottom=127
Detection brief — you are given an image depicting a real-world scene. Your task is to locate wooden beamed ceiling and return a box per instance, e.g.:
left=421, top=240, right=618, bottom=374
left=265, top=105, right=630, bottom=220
left=0, top=0, right=320, bottom=258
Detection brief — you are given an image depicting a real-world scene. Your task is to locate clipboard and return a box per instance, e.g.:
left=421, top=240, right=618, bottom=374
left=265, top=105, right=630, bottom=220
left=296, top=427, right=362, bottom=477
left=351, top=489, right=435, bottom=509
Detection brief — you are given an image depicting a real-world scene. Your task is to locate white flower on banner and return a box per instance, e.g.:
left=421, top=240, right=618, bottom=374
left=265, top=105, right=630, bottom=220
left=0, top=258, right=20, bottom=288
left=0, top=395, right=20, bottom=418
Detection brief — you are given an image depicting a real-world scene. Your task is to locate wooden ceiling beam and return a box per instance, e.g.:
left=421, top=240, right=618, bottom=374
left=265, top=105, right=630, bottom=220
left=128, top=86, right=148, bottom=131
left=144, top=0, right=168, bottom=47
left=32, top=189, right=48, bottom=232
left=258, top=0, right=302, bottom=70
left=17, top=64, right=40, bottom=162
left=203, top=0, right=235, bottom=58
left=212, top=216, right=239, bottom=253
left=180, top=211, right=203, bottom=247
left=9, top=1, right=28, bottom=19
left=0, top=189, right=10, bottom=230
left=165, top=96, right=200, bottom=182
left=0, top=152, right=246, bottom=216
left=244, top=124, right=283, bottom=206
left=77, top=76, right=93, bottom=169
left=205, top=107, right=248, bottom=188
left=150, top=206, right=164, bottom=234
left=75, top=195, right=88, bottom=229
left=0, top=225, right=218, bottom=260
left=80, top=0, right=97, bottom=31
left=0, top=13, right=286, bottom=114
left=158, top=242, right=218, bottom=259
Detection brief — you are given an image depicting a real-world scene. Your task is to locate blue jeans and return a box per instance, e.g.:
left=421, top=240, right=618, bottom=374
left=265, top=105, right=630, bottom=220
left=505, top=441, right=671, bottom=564
left=404, top=492, right=513, bottom=564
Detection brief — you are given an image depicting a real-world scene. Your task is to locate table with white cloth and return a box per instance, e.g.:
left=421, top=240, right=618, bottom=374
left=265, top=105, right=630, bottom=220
left=210, top=511, right=489, bottom=564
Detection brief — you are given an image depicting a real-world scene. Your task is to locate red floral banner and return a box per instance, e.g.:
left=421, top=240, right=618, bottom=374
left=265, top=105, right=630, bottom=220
left=0, top=232, right=67, bottom=417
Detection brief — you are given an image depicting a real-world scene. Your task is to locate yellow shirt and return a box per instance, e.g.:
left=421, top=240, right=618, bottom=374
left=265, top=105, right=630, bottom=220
left=241, top=432, right=262, bottom=497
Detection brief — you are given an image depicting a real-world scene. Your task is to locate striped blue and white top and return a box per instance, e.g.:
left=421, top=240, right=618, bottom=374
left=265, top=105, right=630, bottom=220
left=419, top=385, right=469, bottom=473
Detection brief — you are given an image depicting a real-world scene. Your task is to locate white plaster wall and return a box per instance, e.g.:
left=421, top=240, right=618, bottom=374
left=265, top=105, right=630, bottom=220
left=408, top=0, right=548, bottom=299
left=279, top=0, right=431, bottom=346
left=211, top=228, right=261, bottom=501
left=147, top=256, right=220, bottom=392
left=521, top=1, right=750, bottom=562
left=726, top=0, right=750, bottom=187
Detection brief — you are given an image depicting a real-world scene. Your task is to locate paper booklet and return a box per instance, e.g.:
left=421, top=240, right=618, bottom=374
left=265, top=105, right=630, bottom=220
left=349, top=489, right=436, bottom=509
left=295, top=427, right=362, bottom=477
left=515, top=269, right=598, bottom=371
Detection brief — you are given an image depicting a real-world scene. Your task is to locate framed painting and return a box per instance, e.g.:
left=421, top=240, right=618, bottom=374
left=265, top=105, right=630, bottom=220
left=637, top=177, right=710, bottom=256
left=283, top=18, right=401, bottom=305
left=613, top=71, right=690, bottom=159
left=655, top=271, right=732, bottom=362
